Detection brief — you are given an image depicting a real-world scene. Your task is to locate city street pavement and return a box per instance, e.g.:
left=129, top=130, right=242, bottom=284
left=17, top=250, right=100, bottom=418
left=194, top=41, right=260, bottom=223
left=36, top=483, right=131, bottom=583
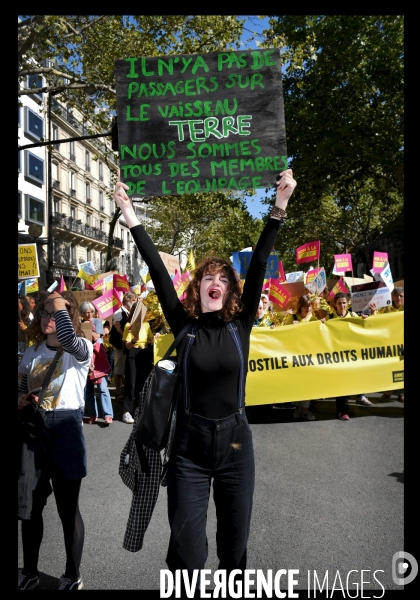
left=18, top=390, right=406, bottom=593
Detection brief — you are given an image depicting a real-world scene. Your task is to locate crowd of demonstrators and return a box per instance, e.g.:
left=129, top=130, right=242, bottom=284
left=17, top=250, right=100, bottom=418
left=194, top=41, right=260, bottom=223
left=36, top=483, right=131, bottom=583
left=120, top=300, right=156, bottom=425
left=18, top=294, right=34, bottom=362
left=26, top=295, right=37, bottom=314
left=253, top=298, right=271, bottom=327
left=324, top=293, right=373, bottom=419
left=113, top=169, right=297, bottom=582
left=102, top=320, right=113, bottom=383
left=377, top=287, right=404, bottom=403
left=79, top=302, right=113, bottom=425
left=18, top=291, right=92, bottom=591
left=111, top=291, right=137, bottom=403
left=282, top=295, right=319, bottom=420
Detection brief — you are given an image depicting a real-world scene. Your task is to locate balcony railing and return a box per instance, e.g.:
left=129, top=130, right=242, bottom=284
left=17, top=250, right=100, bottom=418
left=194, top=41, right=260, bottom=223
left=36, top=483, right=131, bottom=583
left=51, top=213, right=124, bottom=248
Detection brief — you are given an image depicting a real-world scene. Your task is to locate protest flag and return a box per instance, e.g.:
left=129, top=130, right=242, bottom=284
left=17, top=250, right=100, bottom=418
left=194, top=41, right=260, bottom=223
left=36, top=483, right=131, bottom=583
left=185, top=249, right=196, bottom=273
left=296, top=241, right=320, bottom=265
left=59, top=275, right=67, bottom=292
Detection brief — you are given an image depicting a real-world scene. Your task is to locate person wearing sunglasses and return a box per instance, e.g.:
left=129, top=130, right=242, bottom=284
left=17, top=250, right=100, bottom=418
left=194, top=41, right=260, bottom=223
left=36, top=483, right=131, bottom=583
left=18, top=291, right=93, bottom=590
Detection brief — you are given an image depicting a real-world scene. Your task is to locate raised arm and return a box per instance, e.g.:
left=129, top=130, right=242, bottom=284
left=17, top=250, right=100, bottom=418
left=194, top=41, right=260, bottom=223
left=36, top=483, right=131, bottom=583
left=113, top=175, right=186, bottom=332
left=241, top=169, right=296, bottom=324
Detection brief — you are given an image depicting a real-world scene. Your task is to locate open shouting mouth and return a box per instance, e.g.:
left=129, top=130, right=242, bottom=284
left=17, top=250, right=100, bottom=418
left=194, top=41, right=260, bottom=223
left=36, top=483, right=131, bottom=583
left=208, top=288, right=222, bottom=300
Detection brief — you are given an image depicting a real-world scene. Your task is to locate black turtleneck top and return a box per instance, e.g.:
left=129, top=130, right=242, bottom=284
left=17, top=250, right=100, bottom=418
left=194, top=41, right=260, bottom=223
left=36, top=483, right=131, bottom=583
left=130, top=218, right=281, bottom=419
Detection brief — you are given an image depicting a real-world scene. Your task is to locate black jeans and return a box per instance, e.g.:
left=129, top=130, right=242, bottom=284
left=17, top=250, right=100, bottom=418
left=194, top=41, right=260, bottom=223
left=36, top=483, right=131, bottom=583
left=166, top=410, right=255, bottom=574
left=336, top=396, right=349, bottom=413
left=122, top=345, right=153, bottom=415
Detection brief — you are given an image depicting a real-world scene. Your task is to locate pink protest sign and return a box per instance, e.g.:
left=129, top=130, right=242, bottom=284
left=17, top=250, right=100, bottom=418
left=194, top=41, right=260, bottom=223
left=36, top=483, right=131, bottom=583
left=296, top=240, right=320, bottom=264
left=371, top=251, right=388, bottom=274
left=113, top=273, right=130, bottom=291
left=333, top=253, right=353, bottom=273
left=278, top=261, right=286, bottom=283
left=268, top=279, right=291, bottom=308
left=92, top=288, right=122, bottom=319
left=93, top=274, right=114, bottom=293
left=305, top=268, right=321, bottom=283
left=331, top=277, right=349, bottom=297
left=173, top=271, right=191, bottom=301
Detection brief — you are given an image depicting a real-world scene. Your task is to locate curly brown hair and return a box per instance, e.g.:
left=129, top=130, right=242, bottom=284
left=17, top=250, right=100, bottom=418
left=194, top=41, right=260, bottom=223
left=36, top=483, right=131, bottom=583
left=182, top=257, right=243, bottom=323
left=26, top=291, right=84, bottom=348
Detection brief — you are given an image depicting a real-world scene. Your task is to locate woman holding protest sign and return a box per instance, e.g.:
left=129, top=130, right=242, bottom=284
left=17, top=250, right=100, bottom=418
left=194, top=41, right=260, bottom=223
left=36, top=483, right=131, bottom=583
left=113, top=168, right=297, bottom=578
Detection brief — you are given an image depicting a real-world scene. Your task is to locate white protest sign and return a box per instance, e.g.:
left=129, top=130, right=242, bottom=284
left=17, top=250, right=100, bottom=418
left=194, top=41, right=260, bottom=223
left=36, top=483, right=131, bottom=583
left=314, top=267, right=327, bottom=294
left=286, top=271, right=304, bottom=283
left=351, top=281, right=392, bottom=312
left=371, top=261, right=394, bottom=292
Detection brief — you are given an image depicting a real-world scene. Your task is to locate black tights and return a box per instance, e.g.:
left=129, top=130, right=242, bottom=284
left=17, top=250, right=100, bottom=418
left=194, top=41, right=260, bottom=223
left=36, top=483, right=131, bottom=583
left=21, top=478, right=84, bottom=579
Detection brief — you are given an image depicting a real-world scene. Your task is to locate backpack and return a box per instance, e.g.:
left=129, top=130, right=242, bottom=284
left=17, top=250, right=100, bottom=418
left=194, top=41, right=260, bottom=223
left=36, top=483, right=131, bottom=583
left=108, top=310, right=128, bottom=350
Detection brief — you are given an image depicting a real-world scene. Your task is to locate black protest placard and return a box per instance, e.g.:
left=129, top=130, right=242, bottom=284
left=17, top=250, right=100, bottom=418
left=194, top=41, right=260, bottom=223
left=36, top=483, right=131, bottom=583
left=114, top=49, right=287, bottom=198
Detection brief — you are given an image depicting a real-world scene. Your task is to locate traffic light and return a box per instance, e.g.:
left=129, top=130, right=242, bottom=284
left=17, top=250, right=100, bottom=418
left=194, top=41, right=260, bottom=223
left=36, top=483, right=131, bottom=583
left=111, top=117, right=118, bottom=151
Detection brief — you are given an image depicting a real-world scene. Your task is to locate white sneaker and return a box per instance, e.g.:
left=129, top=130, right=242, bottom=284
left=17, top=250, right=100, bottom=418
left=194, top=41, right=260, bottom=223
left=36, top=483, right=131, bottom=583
left=301, top=409, right=316, bottom=421
left=356, top=395, right=372, bottom=405
left=122, top=412, right=134, bottom=424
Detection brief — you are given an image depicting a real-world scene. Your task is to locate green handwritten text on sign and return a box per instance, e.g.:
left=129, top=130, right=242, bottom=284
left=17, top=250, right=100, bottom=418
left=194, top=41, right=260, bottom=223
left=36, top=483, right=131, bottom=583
left=114, top=49, right=287, bottom=197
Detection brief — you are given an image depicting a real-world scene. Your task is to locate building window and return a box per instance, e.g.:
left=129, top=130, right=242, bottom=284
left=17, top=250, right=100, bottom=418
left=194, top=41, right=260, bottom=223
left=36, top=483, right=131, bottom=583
left=18, top=191, right=22, bottom=218
left=127, top=232, right=130, bottom=251
left=53, top=197, right=60, bottom=215
left=52, top=124, right=58, bottom=141
left=99, top=220, right=104, bottom=232
left=85, top=182, right=91, bottom=201
left=99, top=191, right=104, bottom=210
left=18, top=148, right=22, bottom=173
left=85, top=151, right=90, bottom=172
left=25, top=151, right=44, bottom=184
left=69, top=141, right=75, bottom=162
left=99, top=161, right=103, bottom=181
left=26, top=195, right=45, bottom=225
left=51, top=161, right=58, bottom=183
left=70, top=206, right=76, bottom=219
left=100, top=252, right=105, bottom=270
left=86, top=214, right=91, bottom=226
left=53, top=240, right=59, bottom=262
left=27, top=74, right=43, bottom=101
left=87, top=249, right=92, bottom=262
left=25, top=107, right=44, bottom=141
left=110, top=198, right=115, bottom=215
left=70, top=244, right=76, bottom=264
left=18, top=105, right=21, bottom=128
left=134, top=247, right=138, bottom=259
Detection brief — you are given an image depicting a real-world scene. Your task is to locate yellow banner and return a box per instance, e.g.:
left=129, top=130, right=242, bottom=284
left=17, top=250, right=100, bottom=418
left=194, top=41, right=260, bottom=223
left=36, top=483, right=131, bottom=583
left=154, top=313, right=403, bottom=405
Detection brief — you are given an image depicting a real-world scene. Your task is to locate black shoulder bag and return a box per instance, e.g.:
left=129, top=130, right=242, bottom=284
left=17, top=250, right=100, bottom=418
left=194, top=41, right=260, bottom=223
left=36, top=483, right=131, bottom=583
left=132, top=322, right=194, bottom=452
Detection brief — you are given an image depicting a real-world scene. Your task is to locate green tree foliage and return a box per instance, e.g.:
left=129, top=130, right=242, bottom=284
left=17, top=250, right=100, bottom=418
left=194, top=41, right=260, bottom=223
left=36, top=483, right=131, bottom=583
left=18, top=15, right=245, bottom=135
left=144, top=193, right=263, bottom=264
left=19, top=15, right=266, bottom=270
left=259, top=15, right=404, bottom=271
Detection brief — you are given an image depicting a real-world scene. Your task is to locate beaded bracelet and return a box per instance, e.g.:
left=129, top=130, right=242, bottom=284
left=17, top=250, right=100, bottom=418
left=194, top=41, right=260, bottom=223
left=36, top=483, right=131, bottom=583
left=270, top=206, right=287, bottom=221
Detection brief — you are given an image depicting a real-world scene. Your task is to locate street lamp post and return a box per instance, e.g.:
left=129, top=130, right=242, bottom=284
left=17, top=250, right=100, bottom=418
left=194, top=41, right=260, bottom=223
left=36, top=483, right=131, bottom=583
left=46, top=90, right=60, bottom=288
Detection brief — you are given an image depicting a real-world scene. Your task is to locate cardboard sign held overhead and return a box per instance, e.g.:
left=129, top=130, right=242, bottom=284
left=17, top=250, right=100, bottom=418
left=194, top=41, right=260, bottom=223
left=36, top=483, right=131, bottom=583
left=159, top=252, right=181, bottom=277
left=129, top=301, right=147, bottom=339
left=115, top=48, right=287, bottom=198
